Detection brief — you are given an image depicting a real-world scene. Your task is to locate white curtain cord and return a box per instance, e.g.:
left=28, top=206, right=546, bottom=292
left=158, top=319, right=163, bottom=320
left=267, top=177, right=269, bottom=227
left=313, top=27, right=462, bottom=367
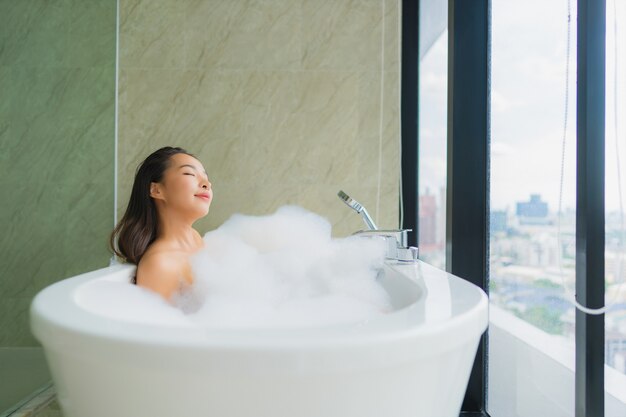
left=375, top=0, right=387, bottom=227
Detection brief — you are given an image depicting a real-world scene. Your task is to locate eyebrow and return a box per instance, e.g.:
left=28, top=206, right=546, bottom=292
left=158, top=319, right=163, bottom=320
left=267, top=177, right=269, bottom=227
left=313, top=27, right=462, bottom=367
left=178, top=164, right=207, bottom=175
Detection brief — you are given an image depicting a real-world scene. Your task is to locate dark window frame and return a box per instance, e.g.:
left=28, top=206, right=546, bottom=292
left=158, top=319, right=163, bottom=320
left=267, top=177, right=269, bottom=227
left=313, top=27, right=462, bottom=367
left=446, top=0, right=490, bottom=413
left=576, top=0, right=605, bottom=416
left=400, top=0, right=419, bottom=247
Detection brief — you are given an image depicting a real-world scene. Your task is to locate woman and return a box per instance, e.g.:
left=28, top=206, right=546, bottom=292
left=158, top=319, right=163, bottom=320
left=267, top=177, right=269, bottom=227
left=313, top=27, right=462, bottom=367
left=110, top=146, right=212, bottom=301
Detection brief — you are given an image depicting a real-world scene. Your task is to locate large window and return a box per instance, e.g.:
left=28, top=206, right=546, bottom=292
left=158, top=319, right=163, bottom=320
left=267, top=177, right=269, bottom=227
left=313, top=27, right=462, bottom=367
left=488, top=0, right=577, bottom=415
left=486, top=0, right=626, bottom=415
left=418, top=29, right=447, bottom=269
left=408, top=0, right=626, bottom=414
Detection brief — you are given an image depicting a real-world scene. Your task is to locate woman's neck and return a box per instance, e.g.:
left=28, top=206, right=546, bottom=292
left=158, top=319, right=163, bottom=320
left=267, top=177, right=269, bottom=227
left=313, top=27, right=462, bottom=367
left=156, top=212, right=203, bottom=253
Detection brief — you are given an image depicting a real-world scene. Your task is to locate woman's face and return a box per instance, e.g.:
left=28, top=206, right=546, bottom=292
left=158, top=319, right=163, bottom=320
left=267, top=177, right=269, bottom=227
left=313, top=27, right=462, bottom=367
left=150, top=153, right=213, bottom=219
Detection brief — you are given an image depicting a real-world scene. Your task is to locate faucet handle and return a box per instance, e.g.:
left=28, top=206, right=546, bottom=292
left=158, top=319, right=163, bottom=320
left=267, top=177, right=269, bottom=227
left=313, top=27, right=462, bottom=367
left=396, top=246, right=419, bottom=262
left=351, top=229, right=417, bottom=261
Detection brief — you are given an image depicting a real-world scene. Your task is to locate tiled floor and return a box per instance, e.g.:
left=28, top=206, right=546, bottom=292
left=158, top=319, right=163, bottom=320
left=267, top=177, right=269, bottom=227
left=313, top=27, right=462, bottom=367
left=32, top=399, right=62, bottom=417
left=5, top=388, right=61, bottom=417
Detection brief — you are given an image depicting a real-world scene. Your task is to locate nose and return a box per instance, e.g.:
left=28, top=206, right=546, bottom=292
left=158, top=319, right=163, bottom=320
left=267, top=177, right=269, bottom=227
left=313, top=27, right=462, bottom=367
left=202, top=179, right=211, bottom=190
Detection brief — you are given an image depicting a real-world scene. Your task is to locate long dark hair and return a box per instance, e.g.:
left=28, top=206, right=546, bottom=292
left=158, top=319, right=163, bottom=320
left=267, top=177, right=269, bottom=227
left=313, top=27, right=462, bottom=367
left=110, top=147, right=194, bottom=277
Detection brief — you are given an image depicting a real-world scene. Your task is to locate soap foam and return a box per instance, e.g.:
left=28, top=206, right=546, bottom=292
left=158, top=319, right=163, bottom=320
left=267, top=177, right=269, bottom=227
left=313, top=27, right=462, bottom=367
left=172, top=205, right=392, bottom=328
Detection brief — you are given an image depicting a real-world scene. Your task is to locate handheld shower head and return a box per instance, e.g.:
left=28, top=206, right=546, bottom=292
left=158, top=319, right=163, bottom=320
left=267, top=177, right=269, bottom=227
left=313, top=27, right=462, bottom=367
left=338, top=190, right=363, bottom=212
left=337, top=190, right=378, bottom=230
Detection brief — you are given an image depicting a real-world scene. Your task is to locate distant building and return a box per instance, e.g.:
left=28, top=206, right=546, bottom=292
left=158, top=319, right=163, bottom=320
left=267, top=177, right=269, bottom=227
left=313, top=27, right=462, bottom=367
left=516, top=194, right=550, bottom=225
left=437, top=186, right=446, bottom=248
left=491, top=210, right=508, bottom=233
left=419, top=193, right=437, bottom=245
left=606, top=331, right=626, bottom=374
left=517, top=194, right=548, bottom=217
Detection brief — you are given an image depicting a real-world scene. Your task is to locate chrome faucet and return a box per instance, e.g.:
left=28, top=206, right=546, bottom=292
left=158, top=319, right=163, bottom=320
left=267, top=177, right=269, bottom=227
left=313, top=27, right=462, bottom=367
left=337, top=191, right=419, bottom=262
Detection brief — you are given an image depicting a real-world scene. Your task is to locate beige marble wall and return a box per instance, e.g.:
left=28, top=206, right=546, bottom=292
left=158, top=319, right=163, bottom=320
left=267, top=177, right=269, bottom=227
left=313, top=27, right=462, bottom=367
left=118, top=0, right=401, bottom=237
left=0, top=1, right=116, bottom=347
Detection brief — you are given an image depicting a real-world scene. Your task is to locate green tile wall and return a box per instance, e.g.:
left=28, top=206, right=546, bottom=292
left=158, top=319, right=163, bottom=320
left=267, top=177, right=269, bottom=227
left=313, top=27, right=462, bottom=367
left=0, top=0, right=117, bottom=347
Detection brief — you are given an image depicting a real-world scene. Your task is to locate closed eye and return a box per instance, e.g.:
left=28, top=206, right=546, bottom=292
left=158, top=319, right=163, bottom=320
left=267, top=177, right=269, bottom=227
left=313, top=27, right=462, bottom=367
left=183, top=173, right=195, bottom=176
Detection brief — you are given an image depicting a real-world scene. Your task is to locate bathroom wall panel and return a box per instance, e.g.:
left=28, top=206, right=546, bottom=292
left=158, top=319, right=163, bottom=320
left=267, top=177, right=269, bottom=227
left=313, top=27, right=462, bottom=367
left=0, top=2, right=70, bottom=70
left=0, top=299, right=34, bottom=346
left=0, top=0, right=116, bottom=348
left=121, top=0, right=186, bottom=69
left=300, top=0, right=383, bottom=71
left=356, top=70, right=400, bottom=189
left=0, top=1, right=68, bottom=35
left=237, top=70, right=361, bottom=186
left=0, top=178, right=68, bottom=295
left=67, top=1, right=117, bottom=68
left=383, top=2, right=400, bottom=71
left=184, top=0, right=302, bottom=70
left=0, top=347, right=51, bottom=412
left=0, top=66, right=12, bottom=116
left=118, top=0, right=400, bottom=238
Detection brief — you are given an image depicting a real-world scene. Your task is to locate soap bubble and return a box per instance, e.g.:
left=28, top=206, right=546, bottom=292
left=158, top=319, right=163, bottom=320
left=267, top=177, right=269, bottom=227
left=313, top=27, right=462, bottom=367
left=177, top=205, right=392, bottom=328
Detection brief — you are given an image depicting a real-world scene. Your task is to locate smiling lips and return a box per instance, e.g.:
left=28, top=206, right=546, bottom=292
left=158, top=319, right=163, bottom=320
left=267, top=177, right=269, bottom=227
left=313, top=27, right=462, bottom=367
left=195, top=193, right=211, bottom=201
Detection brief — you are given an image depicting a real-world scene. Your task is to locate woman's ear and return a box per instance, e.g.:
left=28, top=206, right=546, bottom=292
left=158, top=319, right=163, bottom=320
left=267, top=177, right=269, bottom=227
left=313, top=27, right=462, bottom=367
left=150, top=182, right=165, bottom=200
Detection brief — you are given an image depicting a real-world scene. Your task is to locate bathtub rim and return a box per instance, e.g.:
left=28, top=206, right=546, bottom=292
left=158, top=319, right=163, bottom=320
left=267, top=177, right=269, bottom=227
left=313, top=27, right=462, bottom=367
left=30, top=261, right=488, bottom=353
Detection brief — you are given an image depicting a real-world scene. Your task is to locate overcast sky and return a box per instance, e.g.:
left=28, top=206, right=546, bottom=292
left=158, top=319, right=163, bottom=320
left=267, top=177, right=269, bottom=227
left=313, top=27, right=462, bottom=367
left=419, top=0, right=626, bottom=213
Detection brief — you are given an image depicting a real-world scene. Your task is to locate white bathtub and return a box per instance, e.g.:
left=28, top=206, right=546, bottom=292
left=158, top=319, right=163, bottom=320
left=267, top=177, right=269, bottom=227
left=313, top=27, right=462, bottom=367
left=31, top=260, right=487, bottom=417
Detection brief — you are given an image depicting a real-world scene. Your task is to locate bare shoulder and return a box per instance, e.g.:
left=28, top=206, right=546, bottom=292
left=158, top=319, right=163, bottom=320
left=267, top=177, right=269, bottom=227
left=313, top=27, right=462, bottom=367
left=136, top=250, right=185, bottom=300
